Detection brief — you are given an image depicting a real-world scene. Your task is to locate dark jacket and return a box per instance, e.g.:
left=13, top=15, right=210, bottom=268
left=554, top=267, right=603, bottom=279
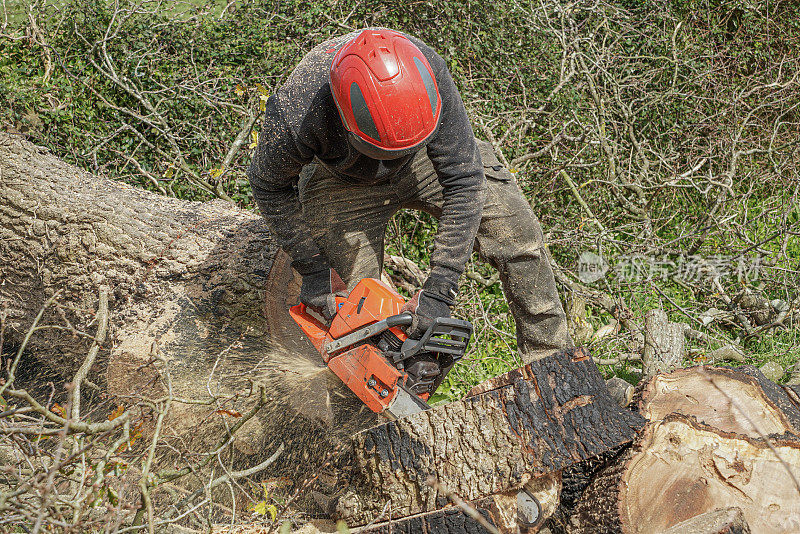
left=247, top=29, right=485, bottom=292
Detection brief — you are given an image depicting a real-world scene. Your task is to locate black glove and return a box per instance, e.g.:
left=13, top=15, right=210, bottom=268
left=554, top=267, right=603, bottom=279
left=401, top=275, right=457, bottom=339
left=292, top=255, right=346, bottom=322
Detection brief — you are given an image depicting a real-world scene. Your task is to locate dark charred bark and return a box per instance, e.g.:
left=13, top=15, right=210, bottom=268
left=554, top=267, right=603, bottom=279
left=334, top=348, right=645, bottom=525
left=545, top=444, right=628, bottom=534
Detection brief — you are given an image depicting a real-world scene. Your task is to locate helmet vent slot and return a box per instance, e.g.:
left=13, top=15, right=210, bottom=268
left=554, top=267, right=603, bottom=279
left=349, top=82, right=380, bottom=142
left=413, top=56, right=438, bottom=117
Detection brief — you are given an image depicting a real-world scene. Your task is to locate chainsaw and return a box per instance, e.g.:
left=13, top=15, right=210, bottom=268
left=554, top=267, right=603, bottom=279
left=289, top=278, right=473, bottom=420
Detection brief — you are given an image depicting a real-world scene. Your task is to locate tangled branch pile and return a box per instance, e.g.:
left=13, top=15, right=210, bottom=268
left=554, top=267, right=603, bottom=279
left=0, top=289, right=289, bottom=532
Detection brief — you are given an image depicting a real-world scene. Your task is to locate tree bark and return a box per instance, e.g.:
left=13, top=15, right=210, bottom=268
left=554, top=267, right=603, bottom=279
left=1, top=133, right=272, bottom=367
left=0, top=132, right=374, bottom=470
left=642, top=308, right=684, bottom=376
left=353, top=500, right=497, bottom=534
left=334, top=348, right=645, bottom=525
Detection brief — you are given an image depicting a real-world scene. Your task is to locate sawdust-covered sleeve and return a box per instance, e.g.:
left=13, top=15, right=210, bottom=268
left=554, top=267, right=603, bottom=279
left=247, top=96, right=319, bottom=263
left=423, top=54, right=487, bottom=295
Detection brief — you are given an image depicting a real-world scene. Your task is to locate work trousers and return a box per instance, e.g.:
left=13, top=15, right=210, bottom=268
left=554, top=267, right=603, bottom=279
left=297, top=140, right=573, bottom=362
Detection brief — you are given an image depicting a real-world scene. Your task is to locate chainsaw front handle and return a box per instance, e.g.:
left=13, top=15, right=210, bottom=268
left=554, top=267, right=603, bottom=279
left=385, top=312, right=414, bottom=328
left=324, top=312, right=413, bottom=355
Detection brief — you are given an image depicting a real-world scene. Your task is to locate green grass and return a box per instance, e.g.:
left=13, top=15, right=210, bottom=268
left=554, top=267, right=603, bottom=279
left=2, top=0, right=233, bottom=25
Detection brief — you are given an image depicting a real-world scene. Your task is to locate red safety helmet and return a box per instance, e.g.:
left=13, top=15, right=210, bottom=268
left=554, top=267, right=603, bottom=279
left=330, top=29, right=442, bottom=160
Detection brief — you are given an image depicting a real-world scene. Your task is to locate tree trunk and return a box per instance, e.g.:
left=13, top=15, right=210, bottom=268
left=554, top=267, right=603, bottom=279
left=334, top=348, right=645, bottom=525
left=567, top=365, right=800, bottom=534
left=1, top=134, right=646, bottom=520
left=1, top=133, right=272, bottom=368
left=634, top=365, right=800, bottom=436
left=0, top=132, right=374, bottom=470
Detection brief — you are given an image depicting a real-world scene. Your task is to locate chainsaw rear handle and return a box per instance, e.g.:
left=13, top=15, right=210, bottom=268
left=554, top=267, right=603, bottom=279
left=396, top=317, right=473, bottom=363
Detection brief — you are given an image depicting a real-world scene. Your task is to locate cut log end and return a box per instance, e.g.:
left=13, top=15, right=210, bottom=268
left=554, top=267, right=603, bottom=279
left=570, top=414, right=800, bottom=534
left=635, top=365, right=800, bottom=437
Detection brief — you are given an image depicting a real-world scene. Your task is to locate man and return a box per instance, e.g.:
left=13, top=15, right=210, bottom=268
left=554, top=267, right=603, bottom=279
left=248, top=28, right=572, bottom=364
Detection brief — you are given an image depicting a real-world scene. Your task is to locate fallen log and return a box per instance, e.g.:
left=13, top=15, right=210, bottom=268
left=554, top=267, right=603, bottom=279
left=567, top=365, right=800, bottom=534
left=0, top=132, right=645, bottom=534
left=635, top=365, right=800, bottom=436
left=353, top=477, right=561, bottom=534
left=333, top=348, right=645, bottom=525
left=0, top=133, right=647, bottom=504
left=569, top=414, right=800, bottom=533
left=0, top=132, right=374, bottom=473
left=353, top=499, right=497, bottom=534
left=339, top=470, right=562, bottom=533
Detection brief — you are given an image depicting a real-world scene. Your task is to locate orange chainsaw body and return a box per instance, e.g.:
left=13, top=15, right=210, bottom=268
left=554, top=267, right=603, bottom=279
left=289, top=278, right=423, bottom=415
